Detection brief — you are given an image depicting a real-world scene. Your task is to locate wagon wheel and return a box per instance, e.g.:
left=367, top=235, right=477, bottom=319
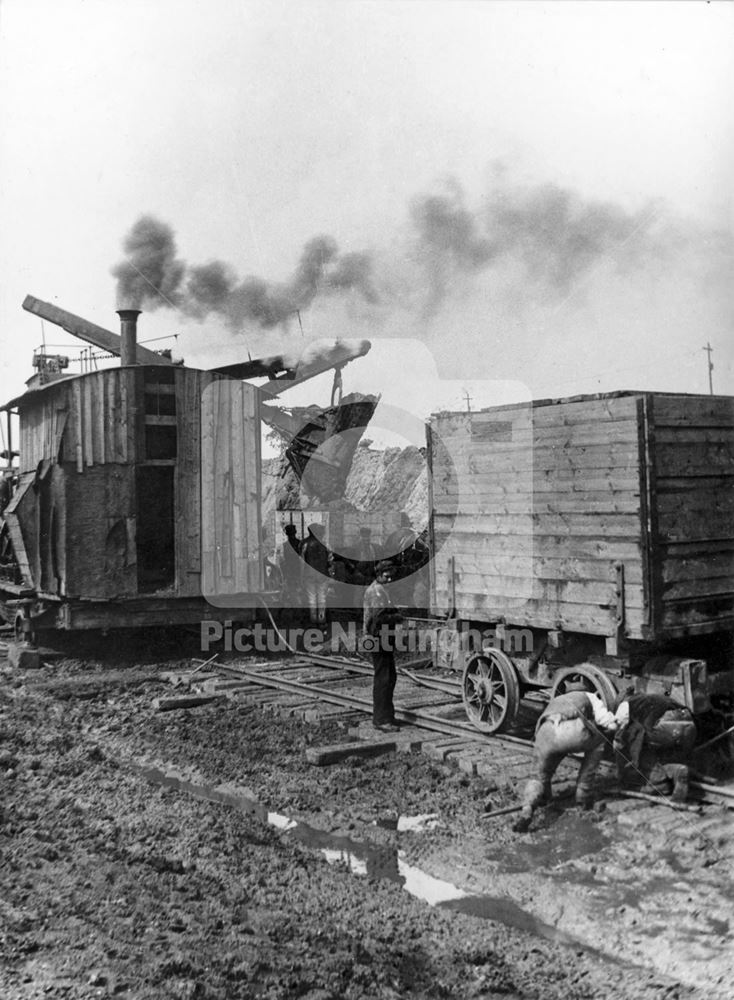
left=13, top=609, right=39, bottom=646
left=550, top=663, right=618, bottom=709
left=14, top=610, right=27, bottom=643
left=462, top=650, right=521, bottom=734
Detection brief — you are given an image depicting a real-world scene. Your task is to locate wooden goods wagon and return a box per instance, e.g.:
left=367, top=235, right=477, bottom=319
left=427, top=391, right=734, bottom=731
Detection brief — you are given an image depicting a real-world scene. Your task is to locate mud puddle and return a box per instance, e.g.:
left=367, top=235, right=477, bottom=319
left=486, top=809, right=610, bottom=872
left=130, top=761, right=596, bottom=952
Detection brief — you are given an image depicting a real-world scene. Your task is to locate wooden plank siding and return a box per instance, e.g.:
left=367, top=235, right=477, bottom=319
left=429, top=391, right=734, bottom=641
left=242, top=378, right=263, bottom=592
left=648, top=395, right=734, bottom=634
left=200, top=377, right=262, bottom=604
left=62, top=464, right=137, bottom=599
left=430, top=394, right=648, bottom=637
left=18, top=370, right=135, bottom=472
left=174, top=368, right=211, bottom=596
left=11, top=365, right=264, bottom=611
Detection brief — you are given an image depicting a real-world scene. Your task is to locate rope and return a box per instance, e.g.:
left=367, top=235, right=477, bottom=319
left=256, top=597, right=301, bottom=655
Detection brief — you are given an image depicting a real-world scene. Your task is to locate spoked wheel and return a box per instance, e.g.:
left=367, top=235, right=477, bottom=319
left=14, top=611, right=27, bottom=643
left=462, top=650, right=521, bottom=734
left=550, top=663, right=617, bottom=709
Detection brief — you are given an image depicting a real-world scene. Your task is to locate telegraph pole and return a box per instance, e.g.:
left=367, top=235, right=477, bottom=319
left=703, top=342, right=714, bottom=395
left=463, top=389, right=472, bottom=413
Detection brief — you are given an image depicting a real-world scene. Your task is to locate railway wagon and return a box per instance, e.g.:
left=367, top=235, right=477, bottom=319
left=427, top=391, right=734, bottom=732
left=0, top=323, right=263, bottom=637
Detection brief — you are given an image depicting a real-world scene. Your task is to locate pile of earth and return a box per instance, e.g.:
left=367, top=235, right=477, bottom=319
left=263, top=443, right=427, bottom=530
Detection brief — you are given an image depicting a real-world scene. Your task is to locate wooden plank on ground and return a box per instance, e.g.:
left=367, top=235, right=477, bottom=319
left=447, top=749, right=479, bottom=775
left=413, top=702, right=473, bottom=721
left=195, top=678, right=260, bottom=694
left=236, top=661, right=355, bottom=681
left=333, top=711, right=369, bottom=730
left=299, top=703, right=366, bottom=724
left=422, top=739, right=477, bottom=763
left=306, top=738, right=420, bottom=766
left=224, top=689, right=283, bottom=705
left=262, top=695, right=321, bottom=717
left=153, top=694, right=225, bottom=712
left=394, top=694, right=461, bottom=712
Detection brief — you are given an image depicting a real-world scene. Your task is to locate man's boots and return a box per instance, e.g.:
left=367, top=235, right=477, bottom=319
left=512, top=778, right=545, bottom=833
left=512, top=807, right=533, bottom=834
left=669, top=765, right=689, bottom=804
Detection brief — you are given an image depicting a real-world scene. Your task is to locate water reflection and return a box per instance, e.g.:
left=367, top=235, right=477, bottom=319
left=131, top=760, right=582, bottom=947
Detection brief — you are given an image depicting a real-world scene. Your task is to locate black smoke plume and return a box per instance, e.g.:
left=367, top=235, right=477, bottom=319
left=409, top=179, right=664, bottom=312
left=113, top=175, right=731, bottom=335
left=112, top=216, right=186, bottom=310
left=484, top=182, right=653, bottom=292
left=112, top=220, right=377, bottom=329
left=410, top=184, right=496, bottom=311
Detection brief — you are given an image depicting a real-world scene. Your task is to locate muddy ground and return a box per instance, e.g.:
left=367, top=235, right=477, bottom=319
left=1, top=636, right=732, bottom=1000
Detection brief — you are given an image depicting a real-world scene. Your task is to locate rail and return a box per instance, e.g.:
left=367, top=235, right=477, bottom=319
left=205, top=652, right=734, bottom=808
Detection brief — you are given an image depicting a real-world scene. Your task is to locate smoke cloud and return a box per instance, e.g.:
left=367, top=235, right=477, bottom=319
left=409, top=184, right=496, bottom=311
left=408, top=179, right=664, bottom=313
left=112, top=221, right=377, bottom=329
left=484, top=183, right=653, bottom=293
left=112, top=216, right=186, bottom=310
left=112, top=171, right=732, bottom=359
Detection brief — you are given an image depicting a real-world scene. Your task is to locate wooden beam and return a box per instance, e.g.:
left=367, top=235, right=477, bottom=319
left=22, top=295, right=172, bottom=366
left=209, top=356, right=293, bottom=380
left=152, top=693, right=226, bottom=712
left=305, top=739, right=402, bottom=765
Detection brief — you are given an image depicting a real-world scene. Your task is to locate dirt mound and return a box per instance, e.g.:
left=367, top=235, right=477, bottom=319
left=263, top=444, right=427, bottom=527
left=345, top=445, right=427, bottom=525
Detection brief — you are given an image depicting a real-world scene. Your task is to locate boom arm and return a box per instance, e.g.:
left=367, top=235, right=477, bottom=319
left=22, top=295, right=172, bottom=366
left=259, top=340, right=370, bottom=397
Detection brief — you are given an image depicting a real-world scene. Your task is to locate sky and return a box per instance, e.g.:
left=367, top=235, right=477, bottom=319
left=1, top=0, right=732, bottom=448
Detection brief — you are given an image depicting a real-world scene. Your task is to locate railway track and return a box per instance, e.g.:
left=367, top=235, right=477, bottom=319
left=2, top=631, right=732, bottom=816
left=2, top=633, right=732, bottom=816
left=170, top=650, right=734, bottom=814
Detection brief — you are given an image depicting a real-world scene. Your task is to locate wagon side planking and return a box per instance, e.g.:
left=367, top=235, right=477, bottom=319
left=427, top=391, right=734, bottom=731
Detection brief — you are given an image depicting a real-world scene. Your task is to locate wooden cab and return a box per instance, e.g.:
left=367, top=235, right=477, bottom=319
left=2, top=365, right=262, bottom=630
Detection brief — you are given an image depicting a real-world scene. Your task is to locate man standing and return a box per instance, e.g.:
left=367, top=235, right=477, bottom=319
left=363, top=561, right=403, bottom=732
left=513, top=688, right=619, bottom=833
left=279, top=523, right=302, bottom=608
left=300, top=523, right=330, bottom=626
left=352, top=526, right=377, bottom=586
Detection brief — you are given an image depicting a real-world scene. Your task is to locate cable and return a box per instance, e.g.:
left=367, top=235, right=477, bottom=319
left=125, top=261, right=179, bottom=310
left=256, top=597, right=300, bottom=655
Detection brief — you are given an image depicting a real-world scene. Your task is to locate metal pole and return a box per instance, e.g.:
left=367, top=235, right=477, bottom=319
left=703, top=342, right=714, bottom=395
left=692, top=723, right=734, bottom=754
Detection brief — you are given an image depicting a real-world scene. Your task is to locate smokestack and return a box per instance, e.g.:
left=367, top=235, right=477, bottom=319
left=117, top=309, right=141, bottom=366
